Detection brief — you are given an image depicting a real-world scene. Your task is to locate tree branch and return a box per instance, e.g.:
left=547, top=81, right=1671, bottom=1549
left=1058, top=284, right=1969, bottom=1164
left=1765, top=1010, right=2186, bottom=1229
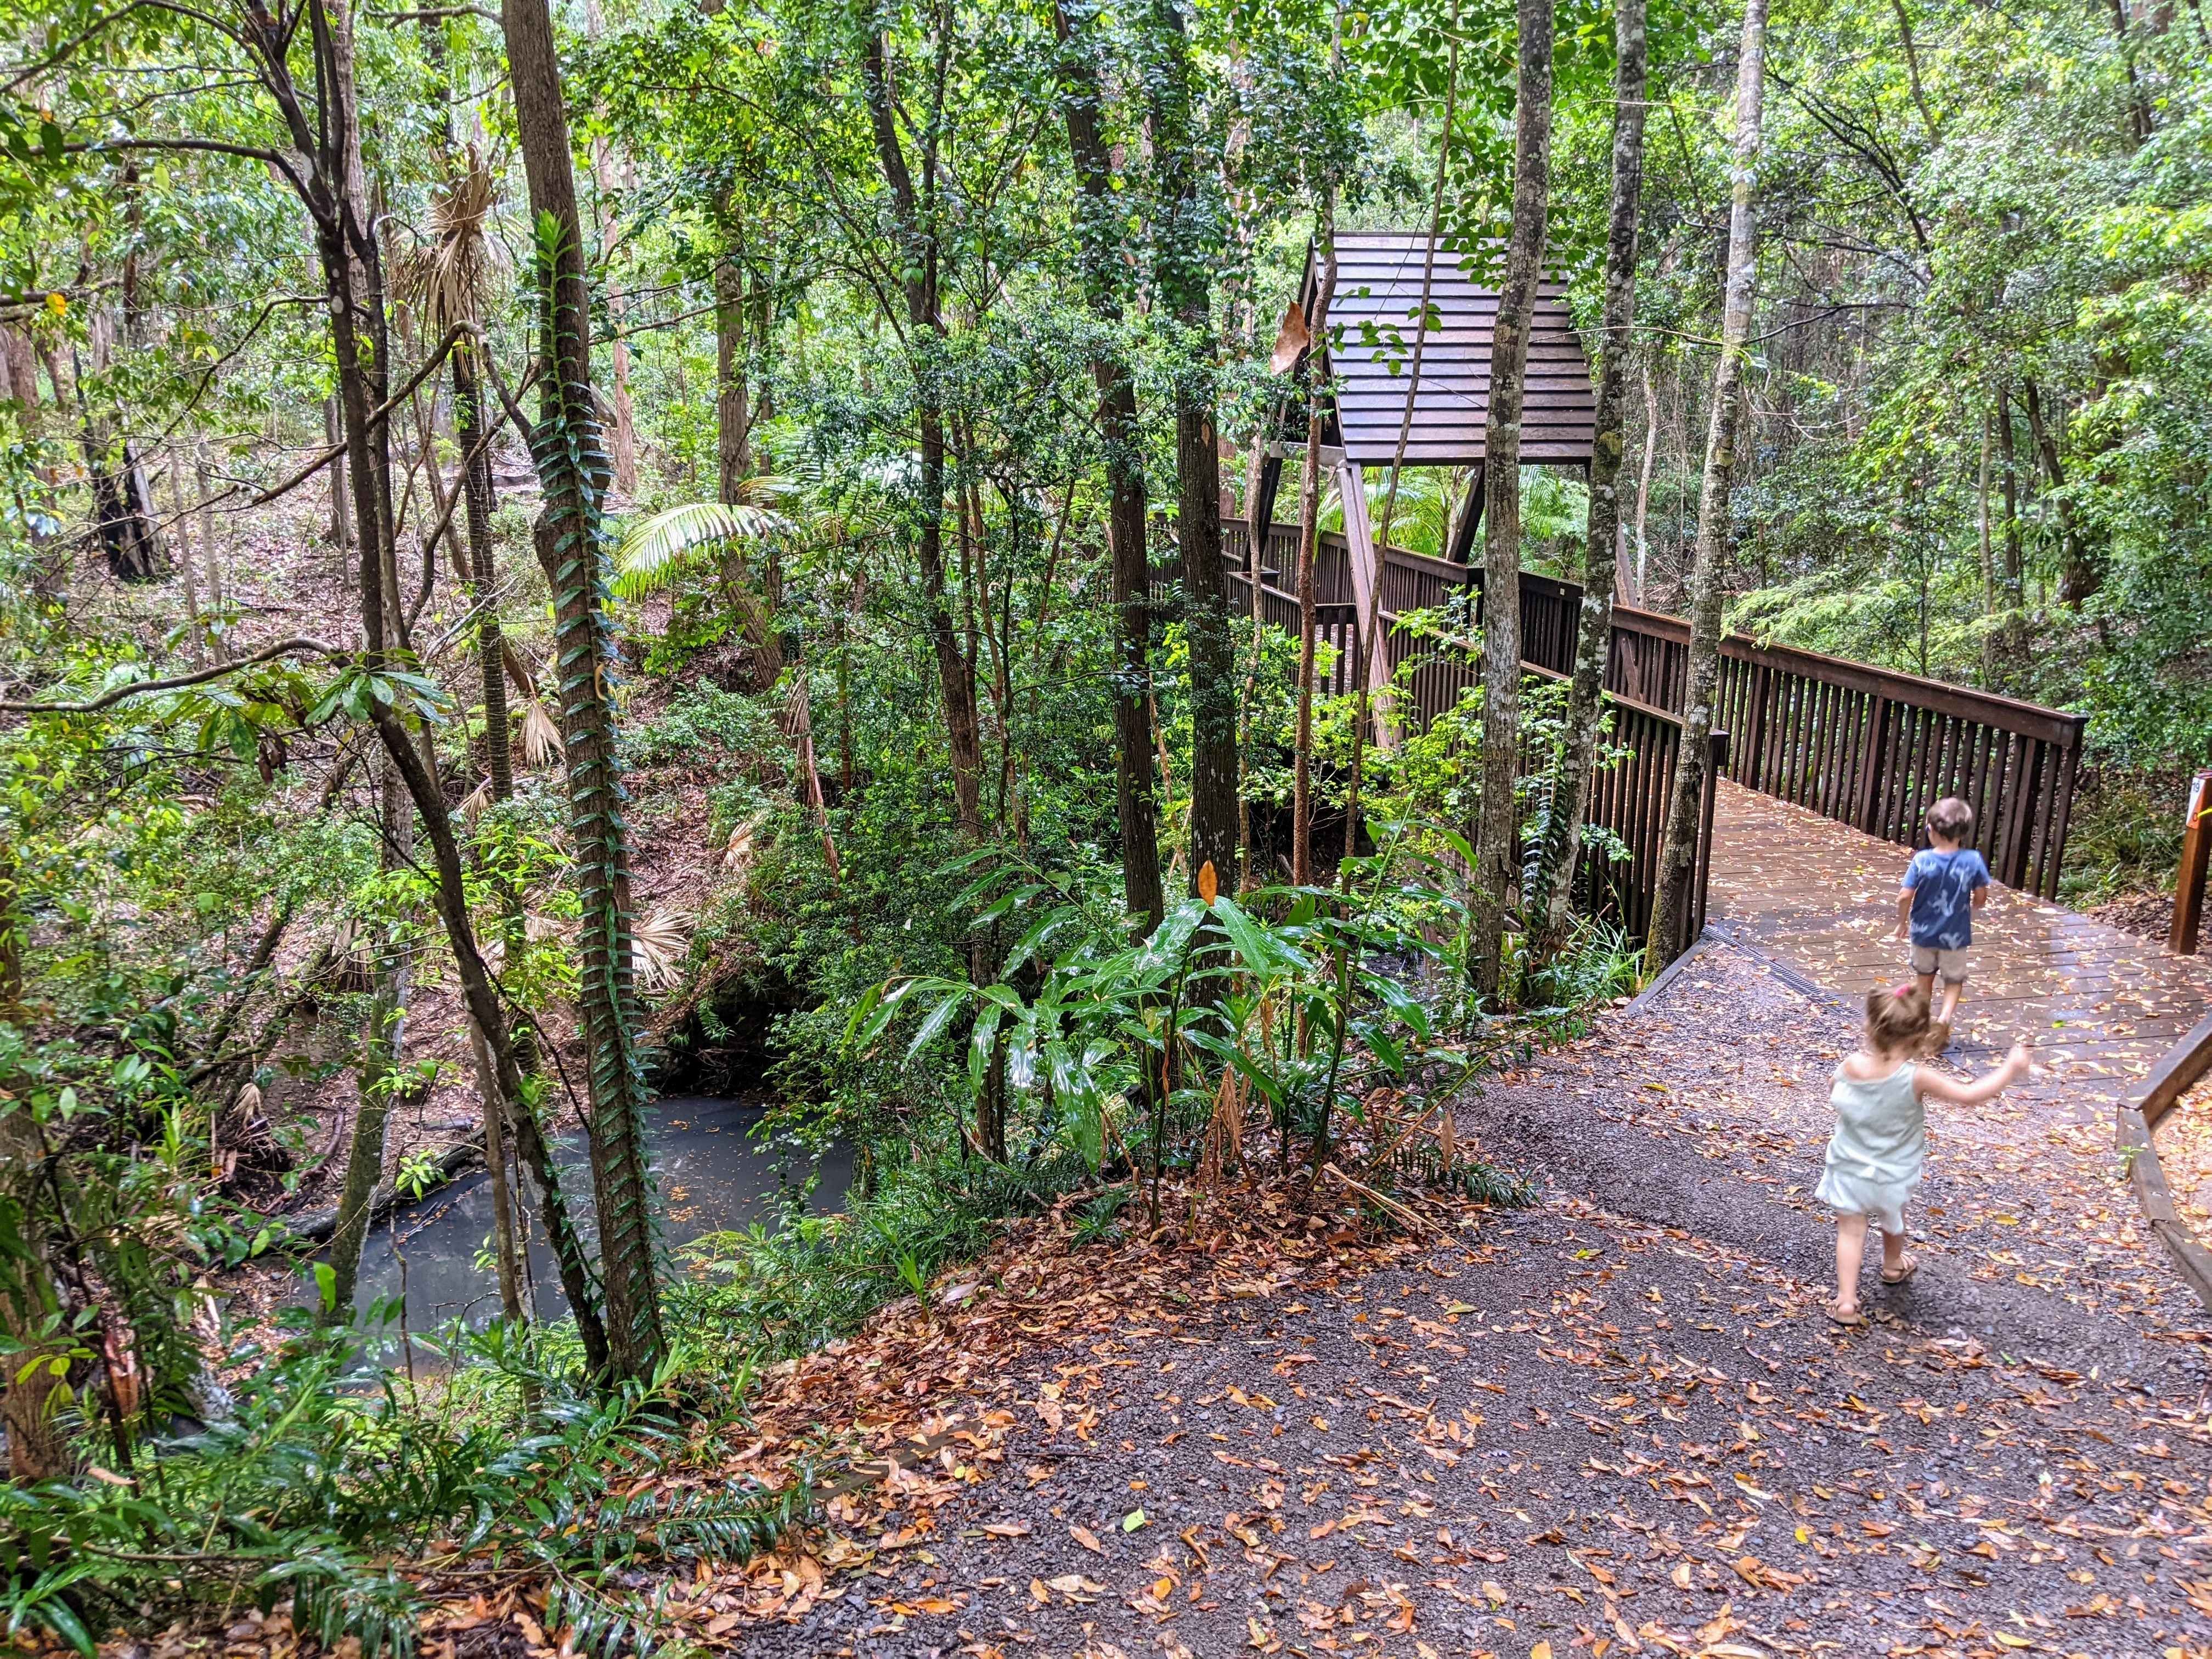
left=243, top=323, right=471, bottom=507
left=2, top=639, right=346, bottom=715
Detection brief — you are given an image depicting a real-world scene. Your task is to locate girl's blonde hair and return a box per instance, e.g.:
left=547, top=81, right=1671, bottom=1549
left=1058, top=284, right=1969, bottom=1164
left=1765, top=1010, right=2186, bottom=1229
left=1866, top=981, right=1932, bottom=1054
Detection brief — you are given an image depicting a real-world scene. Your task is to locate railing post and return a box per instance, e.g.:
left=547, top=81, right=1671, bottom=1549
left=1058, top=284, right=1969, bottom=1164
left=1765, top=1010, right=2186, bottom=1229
left=1688, top=729, right=1729, bottom=953
left=1855, top=696, right=1890, bottom=838
left=2175, top=769, right=2212, bottom=955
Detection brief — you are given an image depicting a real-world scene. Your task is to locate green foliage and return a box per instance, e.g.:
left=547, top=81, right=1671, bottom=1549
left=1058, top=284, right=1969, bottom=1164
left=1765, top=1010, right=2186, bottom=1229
left=0, top=1312, right=803, bottom=1657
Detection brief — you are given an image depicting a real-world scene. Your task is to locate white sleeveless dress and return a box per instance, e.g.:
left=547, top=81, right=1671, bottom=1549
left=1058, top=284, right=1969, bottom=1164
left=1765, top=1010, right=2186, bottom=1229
left=1815, top=1060, right=1925, bottom=1234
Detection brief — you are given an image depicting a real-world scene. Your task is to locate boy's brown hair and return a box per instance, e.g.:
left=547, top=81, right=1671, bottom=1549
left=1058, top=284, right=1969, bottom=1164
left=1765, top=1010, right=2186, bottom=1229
left=1926, top=796, right=1974, bottom=842
left=1866, top=982, right=1932, bottom=1054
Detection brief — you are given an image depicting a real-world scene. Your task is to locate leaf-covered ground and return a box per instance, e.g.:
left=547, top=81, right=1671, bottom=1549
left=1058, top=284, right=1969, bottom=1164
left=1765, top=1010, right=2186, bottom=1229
left=643, top=942, right=2212, bottom=1659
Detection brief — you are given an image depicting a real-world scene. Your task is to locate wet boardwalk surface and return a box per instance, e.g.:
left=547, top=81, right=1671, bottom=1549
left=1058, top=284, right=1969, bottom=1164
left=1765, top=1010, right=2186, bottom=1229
left=1705, top=781, right=2212, bottom=1116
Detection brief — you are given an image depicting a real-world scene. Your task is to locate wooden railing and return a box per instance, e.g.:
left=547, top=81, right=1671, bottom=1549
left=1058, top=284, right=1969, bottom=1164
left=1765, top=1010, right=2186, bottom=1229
left=1587, top=605, right=2086, bottom=900
left=1196, top=522, right=1722, bottom=955
left=1202, top=519, right=2087, bottom=901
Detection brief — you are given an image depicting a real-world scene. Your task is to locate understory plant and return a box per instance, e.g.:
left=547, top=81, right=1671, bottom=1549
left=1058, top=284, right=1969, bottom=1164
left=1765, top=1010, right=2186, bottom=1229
left=0, top=1308, right=799, bottom=1659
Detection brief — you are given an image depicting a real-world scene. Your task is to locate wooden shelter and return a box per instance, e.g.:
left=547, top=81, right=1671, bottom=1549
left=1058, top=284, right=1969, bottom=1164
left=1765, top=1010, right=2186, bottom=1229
left=1245, top=229, right=1599, bottom=719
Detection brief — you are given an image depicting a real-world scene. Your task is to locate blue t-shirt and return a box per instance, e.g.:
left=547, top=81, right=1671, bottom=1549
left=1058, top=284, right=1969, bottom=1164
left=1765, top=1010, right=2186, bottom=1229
left=1903, top=848, right=1990, bottom=949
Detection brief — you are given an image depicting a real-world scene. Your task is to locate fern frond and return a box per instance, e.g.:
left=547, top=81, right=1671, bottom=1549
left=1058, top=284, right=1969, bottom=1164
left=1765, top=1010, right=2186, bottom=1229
left=612, top=501, right=794, bottom=601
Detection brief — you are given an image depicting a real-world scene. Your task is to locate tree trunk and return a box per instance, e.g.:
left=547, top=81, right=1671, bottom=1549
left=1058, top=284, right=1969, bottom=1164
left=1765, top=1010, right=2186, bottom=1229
left=1528, top=0, right=1649, bottom=964
left=1470, top=0, right=1556, bottom=1003
left=858, top=25, right=987, bottom=840
left=453, top=346, right=514, bottom=800
left=323, top=757, right=411, bottom=1325
left=2021, top=379, right=2096, bottom=605
left=1993, top=383, right=2027, bottom=675
left=0, top=855, right=65, bottom=1481
left=715, top=253, right=751, bottom=500
left=169, top=443, right=203, bottom=663
left=1649, top=0, right=1767, bottom=969
left=1291, top=208, right=1337, bottom=889
left=1056, top=0, right=1164, bottom=932
left=191, top=444, right=225, bottom=663
left=1147, top=0, right=1237, bottom=896
left=229, top=0, right=610, bottom=1369
left=504, top=0, right=665, bottom=1381
left=66, top=343, right=165, bottom=585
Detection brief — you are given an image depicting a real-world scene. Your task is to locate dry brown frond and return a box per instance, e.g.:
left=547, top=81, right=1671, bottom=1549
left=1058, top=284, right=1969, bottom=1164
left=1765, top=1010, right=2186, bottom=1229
left=521, top=699, right=564, bottom=768
left=631, top=909, right=692, bottom=993
left=392, top=147, right=504, bottom=332
left=459, top=775, right=493, bottom=820
left=724, top=812, right=768, bottom=870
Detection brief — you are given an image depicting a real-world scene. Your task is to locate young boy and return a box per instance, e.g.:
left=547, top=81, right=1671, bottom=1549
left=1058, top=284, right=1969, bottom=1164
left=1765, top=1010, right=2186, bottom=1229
left=1892, top=796, right=1993, bottom=1052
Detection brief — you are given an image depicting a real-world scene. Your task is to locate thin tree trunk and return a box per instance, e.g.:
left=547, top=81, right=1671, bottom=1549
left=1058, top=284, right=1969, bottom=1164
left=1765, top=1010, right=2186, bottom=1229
left=169, top=443, right=202, bottom=663
left=1634, top=360, right=1657, bottom=603
left=1291, top=207, right=1337, bottom=888
left=2021, top=379, right=2095, bottom=605
left=1146, top=0, right=1237, bottom=896
left=465, top=1017, right=526, bottom=1326
left=1470, top=0, right=1556, bottom=1003
left=1055, top=0, right=1164, bottom=930
left=324, top=755, right=411, bottom=1324
left=263, top=0, right=610, bottom=1373
left=328, top=394, right=353, bottom=583
left=1977, top=407, right=1995, bottom=687
left=1649, top=0, right=1767, bottom=969
left=1994, top=383, right=2027, bottom=674
left=196, top=443, right=227, bottom=658
left=1529, top=0, right=1649, bottom=964
left=858, top=26, right=988, bottom=841
left=454, top=345, right=514, bottom=799
left=0, top=854, right=65, bottom=1480
left=715, top=251, right=751, bottom=499
left=504, top=0, right=665, bottom=1381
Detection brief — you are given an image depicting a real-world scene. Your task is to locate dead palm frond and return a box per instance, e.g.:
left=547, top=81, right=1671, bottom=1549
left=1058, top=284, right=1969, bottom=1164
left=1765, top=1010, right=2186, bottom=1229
left=523, top=912, right=566, bottom=944
left=392, top=147, right=504, bottom=332
left=723, top=812, right=768, bottom=871
left=630, top=909, right=691, bottom=992
left=613, top=495, right=794, bottom=601
left=458, top=775, right=493, bottom=820
left=520, top=698, right=564, bottom=768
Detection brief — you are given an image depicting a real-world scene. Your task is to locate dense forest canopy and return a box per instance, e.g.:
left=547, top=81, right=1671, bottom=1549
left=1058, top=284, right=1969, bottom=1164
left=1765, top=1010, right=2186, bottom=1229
left=0, top=0, right=2204, bottom=1642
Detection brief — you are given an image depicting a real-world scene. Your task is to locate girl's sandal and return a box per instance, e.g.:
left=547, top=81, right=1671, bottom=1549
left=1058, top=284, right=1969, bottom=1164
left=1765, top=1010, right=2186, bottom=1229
left=1824, top=1300, right=1866, bottom=1328
left=1881, top=1254, right=1919, bottom=1285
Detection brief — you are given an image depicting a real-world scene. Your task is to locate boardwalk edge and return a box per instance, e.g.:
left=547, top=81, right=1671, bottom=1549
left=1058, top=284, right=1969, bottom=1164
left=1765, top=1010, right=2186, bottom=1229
left=1627, top=930, right=1720, bottom=1014
left=2119, top=1004, right=2212, bottom=1311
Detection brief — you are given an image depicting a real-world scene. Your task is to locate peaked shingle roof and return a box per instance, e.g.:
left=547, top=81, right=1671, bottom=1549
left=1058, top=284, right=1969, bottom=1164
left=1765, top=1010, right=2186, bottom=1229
left=1315, top=231, right=1596, bottom=468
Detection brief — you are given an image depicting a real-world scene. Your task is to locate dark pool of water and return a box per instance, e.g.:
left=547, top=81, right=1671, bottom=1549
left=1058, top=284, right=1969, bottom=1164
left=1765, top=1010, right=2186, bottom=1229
left=327, top=1096, right=851, bottom=1336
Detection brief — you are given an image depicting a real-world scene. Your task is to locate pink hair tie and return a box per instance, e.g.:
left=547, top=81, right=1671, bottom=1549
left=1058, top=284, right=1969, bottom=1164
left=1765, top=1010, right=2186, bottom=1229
left=1893, top=985, right=1911, bottom=998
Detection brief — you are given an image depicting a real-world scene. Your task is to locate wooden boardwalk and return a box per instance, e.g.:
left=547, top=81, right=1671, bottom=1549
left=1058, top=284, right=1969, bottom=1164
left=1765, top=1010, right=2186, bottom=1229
left=1703, top=782, right=2212, bottom=1118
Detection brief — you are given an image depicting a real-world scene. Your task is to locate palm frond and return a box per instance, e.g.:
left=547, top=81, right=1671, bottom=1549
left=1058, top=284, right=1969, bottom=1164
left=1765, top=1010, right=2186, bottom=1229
left=723, top=812, right=768, bottom=870
left=613, top=499, right=794, bottom=601
left=521, top=698, right=564, bottom=768
left=392, top=148, right=504, bottom=332
left=630, top=909, right=692, bottom=992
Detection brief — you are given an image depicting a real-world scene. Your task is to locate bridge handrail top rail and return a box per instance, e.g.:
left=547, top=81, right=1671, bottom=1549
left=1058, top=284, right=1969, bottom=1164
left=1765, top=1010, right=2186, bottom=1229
left=1228, top=519, right=2084, bottom=748
left=1607, top=600, right=2086, bottom=747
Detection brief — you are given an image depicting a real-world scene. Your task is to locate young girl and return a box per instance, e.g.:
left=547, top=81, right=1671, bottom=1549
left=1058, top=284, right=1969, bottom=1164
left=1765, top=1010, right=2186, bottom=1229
left=1819, top=983, right=2029, bottom=1325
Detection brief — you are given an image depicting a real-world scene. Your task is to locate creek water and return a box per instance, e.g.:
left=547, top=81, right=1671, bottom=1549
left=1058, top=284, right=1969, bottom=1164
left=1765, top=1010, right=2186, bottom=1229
left=328, top=1096, right=853, bottom=1336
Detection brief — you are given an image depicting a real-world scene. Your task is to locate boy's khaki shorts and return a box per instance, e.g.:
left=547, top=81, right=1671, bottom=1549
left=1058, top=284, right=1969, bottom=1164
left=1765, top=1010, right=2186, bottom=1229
left=1910, top=944, right=1970, bottom=984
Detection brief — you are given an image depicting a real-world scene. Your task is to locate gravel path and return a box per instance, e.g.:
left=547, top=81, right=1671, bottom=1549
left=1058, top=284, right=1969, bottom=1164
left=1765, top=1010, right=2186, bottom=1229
left=733, top=943, right=2212, bottom=1659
